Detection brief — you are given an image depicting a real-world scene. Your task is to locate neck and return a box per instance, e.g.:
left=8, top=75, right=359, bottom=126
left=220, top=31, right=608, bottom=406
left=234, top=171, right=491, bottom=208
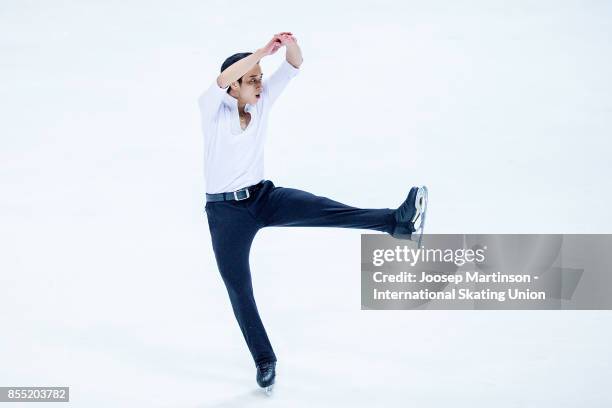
left=237, top=101, right=248, bottom=115
left=229, top=90, right=248, bottom=114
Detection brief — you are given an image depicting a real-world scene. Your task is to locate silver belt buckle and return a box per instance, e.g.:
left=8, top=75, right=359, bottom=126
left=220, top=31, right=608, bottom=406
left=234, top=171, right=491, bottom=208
left=233, top=188, right=250, bottom=201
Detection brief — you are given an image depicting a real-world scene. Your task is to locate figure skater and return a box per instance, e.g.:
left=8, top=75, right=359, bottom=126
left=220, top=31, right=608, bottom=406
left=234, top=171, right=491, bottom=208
left=197, top=32, right=428, bottom=394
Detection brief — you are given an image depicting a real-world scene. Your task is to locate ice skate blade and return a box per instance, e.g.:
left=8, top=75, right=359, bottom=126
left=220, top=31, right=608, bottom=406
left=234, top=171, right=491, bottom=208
left=262, top=384, right=274, bottom=396
left=416, top=186, right=428, bottom=247
left=411, top=186, right=428, bottom=231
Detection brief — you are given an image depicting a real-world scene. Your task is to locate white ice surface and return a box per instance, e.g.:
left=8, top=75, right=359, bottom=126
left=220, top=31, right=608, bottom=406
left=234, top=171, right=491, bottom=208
left=1, top=0, right=611, bottom=407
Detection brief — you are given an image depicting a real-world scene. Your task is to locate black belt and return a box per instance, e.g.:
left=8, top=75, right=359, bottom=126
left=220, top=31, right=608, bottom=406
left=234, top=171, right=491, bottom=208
left=206, top=180, right=266, bottom=202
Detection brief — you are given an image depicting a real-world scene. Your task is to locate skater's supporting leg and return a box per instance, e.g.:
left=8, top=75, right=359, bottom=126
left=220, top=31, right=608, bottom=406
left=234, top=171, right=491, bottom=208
left=205, top=202, right=277, bottom=366
left=256, top=184, right=397, bottom=233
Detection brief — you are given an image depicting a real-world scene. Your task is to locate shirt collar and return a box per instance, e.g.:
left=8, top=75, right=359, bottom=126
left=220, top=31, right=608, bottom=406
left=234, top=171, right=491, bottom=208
left=222, top=91, right=255, bottom=113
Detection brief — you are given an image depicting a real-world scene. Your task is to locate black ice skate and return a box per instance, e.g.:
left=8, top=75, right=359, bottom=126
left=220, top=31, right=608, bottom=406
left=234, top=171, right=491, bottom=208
left=391, top=186, right=428, bottom=247
left=256, top=361, right=276, bottom=395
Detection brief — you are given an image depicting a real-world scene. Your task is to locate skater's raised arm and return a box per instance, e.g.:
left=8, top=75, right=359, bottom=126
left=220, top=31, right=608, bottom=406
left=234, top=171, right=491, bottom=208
left=216, top=35, right=284, bottom=89
left=281, top=33, right=303, bottom=69
left=262, top=33, right=303, bottom=108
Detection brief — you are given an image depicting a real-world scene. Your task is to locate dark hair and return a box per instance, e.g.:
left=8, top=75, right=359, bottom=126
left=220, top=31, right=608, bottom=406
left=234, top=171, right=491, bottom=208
left=221, top=52, right=254, bottom=94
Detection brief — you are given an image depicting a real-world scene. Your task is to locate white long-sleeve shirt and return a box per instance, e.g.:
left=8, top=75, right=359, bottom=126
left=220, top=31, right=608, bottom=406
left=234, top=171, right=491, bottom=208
left=198, top=59, right=300, bottom=194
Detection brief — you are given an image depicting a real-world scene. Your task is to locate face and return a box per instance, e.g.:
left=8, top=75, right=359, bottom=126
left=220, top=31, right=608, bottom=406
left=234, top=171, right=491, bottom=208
left=230, top=63, right=263, bottom=105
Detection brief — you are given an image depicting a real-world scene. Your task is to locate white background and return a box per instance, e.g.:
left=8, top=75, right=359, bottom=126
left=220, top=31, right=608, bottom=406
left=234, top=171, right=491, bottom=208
left=1, top=0, right=611, bottom=406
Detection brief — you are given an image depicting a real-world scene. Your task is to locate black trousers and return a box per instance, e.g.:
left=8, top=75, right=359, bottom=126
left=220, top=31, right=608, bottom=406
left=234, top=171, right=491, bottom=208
left=205, top=179, right=397, bottom=366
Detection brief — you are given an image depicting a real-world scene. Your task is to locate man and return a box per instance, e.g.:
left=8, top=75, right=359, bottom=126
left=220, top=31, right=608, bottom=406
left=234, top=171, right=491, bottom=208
left=198, top=32, right=428, bottom=394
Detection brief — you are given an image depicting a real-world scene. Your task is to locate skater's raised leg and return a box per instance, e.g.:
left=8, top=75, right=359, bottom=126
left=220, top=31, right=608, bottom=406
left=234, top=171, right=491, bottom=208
left=251, top=181, right=428, bottom=242
left=255, top=183, right=398, bottom=233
